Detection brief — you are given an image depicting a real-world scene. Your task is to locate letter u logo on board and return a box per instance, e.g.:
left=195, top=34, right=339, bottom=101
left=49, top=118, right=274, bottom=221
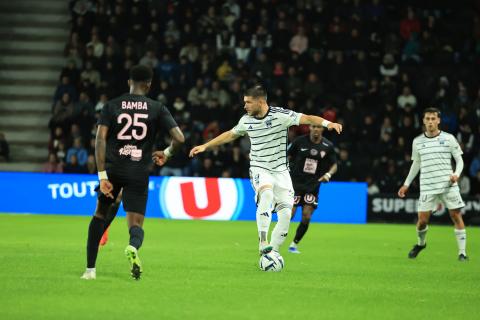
left=180, top=178, right=221, bottom=218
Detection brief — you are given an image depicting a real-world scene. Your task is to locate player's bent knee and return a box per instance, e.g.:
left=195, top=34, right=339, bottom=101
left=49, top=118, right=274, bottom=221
left=258, top=187, right=274, bottom=203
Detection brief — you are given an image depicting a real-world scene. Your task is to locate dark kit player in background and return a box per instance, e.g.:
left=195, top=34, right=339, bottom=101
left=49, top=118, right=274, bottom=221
left=81, top=65, right=185, bottom=280
left=287, top=125, right=337, bottom=254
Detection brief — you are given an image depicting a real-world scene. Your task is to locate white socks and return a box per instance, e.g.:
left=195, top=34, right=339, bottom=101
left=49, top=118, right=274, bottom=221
left=271, top=207, right=291, bottom=252
left=256, top=188, right=273, bottom=243
left=417, top=226, right=428, bottom=246
left=454, top=229, right=467, bottom=255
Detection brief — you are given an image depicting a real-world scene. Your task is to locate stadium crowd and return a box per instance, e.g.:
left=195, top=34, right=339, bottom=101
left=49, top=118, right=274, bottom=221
left=45, top=0, right=480, bottom=196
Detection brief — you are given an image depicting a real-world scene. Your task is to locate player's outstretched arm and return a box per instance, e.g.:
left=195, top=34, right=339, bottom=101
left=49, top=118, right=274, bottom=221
left=95, top=125, right=113, bottom=198
left=398, top=158, right=420, bottom=198
left=153, top=126, right=185, bottom=166
left=189, top=130, right=240, bottom=157
left=319, top=163, right=338, bottom=182
left=299, top=114, right=343, bottom=134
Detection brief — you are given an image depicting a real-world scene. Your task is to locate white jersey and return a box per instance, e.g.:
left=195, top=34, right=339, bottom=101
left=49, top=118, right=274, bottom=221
left=412, top=131, right=463, bottom=195
left=232, top=106, right=302, bottom=172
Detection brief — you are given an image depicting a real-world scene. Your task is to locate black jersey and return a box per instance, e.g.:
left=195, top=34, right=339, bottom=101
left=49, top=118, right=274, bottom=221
left=288, top=135, right=337, bottom=192
left=98, top=93, right=177, bottom=172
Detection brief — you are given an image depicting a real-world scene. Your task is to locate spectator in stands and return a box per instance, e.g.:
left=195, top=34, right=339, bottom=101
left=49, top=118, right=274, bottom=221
left=86, top=33, right=104, bottom=58
left=49, top=126, right=66, bottom=153
left=235, top=40, right=251, bottom=63
left=86, top=154, right=96, bottom=174
left=366, top=175, right=380, bottom=195
left=139, top=50, right=159, bottom=69
left=43, top=153, right=63, bottom=173
left=0, top=132, right=9, bottom=162
left=80, top=61, right=101, bottom=88
left=379, top=53, right=399, bottom=77
left=66, top=137, right=88, bottom=167
left=50, top=93, right=74, bottom=132
left=64, top=154, right=86, bottom=173
left=400, top=7, right=421, bottom=41
left=289, top=27, right=309, bottom=55
left=397, top=86, right=417, bottom=109
left=94, top=93, right=108, bottom=113
left=209, top=81, right=231, bottom=108
left=187, top=79, right=209, bottom=107
left=470, top=151, right=480, bottom=179
left=53, top=76, right=77, bottom=104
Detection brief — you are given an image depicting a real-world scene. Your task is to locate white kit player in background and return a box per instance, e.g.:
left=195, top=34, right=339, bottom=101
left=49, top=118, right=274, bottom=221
left=189, top=85, right=342, bottom=256
left=398, top=107, right=468, bottom=261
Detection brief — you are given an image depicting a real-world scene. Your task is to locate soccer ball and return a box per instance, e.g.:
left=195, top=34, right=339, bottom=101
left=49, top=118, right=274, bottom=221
left=259, top=252, right=285, bottom=272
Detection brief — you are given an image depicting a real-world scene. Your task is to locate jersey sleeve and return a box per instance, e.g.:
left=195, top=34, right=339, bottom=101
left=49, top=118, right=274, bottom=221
left=449, top=134, right=463, bottom=156
left=232, top=115, right=247, bottom=136
left=158, top=105, right=178, bottom=131
left=411, top=139, right=420, bottom=161
left=287, top=138, right=298, bottom=157
left=98, top=102, right=113, bottom=127
left=276, top=108, right=303, bottom=128
left=328, top=145, right=337, bottom=164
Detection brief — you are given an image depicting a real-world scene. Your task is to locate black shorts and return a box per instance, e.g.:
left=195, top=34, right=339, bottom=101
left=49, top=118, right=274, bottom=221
left=97, top=169, right=149, bottom=215
left=293, top=189, right=319, bottom=208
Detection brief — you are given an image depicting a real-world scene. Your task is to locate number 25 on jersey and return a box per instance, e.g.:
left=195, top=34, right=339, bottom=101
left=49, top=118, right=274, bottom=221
left=117, top=113, right=148, bottom=140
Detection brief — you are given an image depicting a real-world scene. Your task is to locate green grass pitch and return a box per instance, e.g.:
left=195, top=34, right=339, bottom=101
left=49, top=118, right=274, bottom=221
left=1, top=214, right=479, bottom=320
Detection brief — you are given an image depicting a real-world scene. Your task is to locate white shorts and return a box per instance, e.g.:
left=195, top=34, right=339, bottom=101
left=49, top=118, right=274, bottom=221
left=249, top=167, right=294, bottom=210
left=417, top=188, right=465, bottom=212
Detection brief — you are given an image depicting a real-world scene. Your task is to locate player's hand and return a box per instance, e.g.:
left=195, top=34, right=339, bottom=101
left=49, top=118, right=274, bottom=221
left=319, top=173, right=331, bottom=182
left=189, top=145, right=206, bottom=157
left=152, top=151, right=169, bottom=166
left=398, top=185, right=408, bottom=198
left=100, top=179, right=114, bottom=199
left=327, top=122, right=343, bottom=134
left=450, top=174, right=459, bottom=183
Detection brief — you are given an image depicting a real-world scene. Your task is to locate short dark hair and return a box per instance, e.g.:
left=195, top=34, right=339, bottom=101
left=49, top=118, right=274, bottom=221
left=245, top=85, right=267, bottom=99
left=423, top=107, right=441, bottom=117
left=129, top=65, right=153, bottom=82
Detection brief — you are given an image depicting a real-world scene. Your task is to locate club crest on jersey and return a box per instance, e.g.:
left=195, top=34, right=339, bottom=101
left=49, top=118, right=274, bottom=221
left=248, top=125, right=253, bottom=130
left=265, top=119, right=272, bottom=128
left=320, top=151, right=326, bottom=158
left=310, top=149, right=318, bottom=156
left=439, top=138, right=445, bottom=145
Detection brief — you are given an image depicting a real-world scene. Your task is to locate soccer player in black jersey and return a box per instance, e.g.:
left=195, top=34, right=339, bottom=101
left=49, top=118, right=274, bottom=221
left=287, top=125, right=337, bottom=254
left=81, top=65, right=185, bottom=280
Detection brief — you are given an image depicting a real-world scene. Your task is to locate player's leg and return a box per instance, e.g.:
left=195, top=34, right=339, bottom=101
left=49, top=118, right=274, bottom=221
left=125, top=211, right=145, bottom=279
left=449, top=209, right=468, bottom=260
left=250, top=168, right=275, bottom=254
left=256, top=185, right=274, bottom=254
left=408, top=194, right=436, bottom=258
left=442, top=189, right=467, bottom=260
left=289, top=204, right=315, bottom=254
left=270, top=171, right=294, bottom=253
left=122, top=177, right=148, bottom=280
left=100, top=190, right=122, bottom=246
left=408, top=211, right=431, bottom=258
left=81, top=192, right=119, bottom=279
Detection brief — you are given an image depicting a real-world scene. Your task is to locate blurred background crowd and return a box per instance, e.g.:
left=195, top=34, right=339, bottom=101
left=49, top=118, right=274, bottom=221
left=44, top=0, right=480, bottom=196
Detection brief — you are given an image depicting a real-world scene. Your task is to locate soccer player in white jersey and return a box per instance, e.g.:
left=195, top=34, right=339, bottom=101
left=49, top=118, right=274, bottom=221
left=189, top=85, right=342, bottom=255
left=398, top=107, right=468, bottom=261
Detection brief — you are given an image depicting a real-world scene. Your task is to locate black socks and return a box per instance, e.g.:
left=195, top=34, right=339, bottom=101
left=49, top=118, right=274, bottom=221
left=129, top=226, right=144, bottom=249
left=294, top=221, right=310, bottom=244
left=87, top=216, right=105, bottom=268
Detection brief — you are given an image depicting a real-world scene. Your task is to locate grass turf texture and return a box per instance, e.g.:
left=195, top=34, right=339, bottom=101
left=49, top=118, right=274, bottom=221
left=1, top=214, right=479, bottom=320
